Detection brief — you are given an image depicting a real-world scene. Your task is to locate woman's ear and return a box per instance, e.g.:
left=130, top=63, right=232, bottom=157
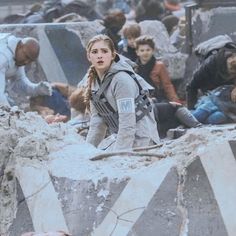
left=87, top=53, right=91, bottom=62
left=112, top=52, right=116, bottom=60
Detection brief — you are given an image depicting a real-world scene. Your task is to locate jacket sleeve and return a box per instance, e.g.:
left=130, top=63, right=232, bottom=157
left=151, top=61, right=180, bottom=102
left=186, top=54, right=218, bottom=109
left=112, top=72, right=137, bottom=150
left=86, top=101, right=107, bottom=147
left=9, top=67, right=52, bottom=97
left=0, top=54, right=10, bottom=106
left=0, top=68, right=9, bottom=106
left=189, top=54, right=217, bottom=90
left=8, top=67, right=38, bottom=96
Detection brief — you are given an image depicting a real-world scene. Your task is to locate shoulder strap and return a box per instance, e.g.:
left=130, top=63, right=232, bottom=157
left=96, top=70, right=144, bottom=98
left=122, top=70, right=143, bottom=92
left=96, top=75, right=113, bottom=98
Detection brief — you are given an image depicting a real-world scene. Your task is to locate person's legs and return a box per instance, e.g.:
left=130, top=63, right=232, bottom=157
left=192, top=108, right=209, bottom=123
left=206, top=111, right=229, bottom=124
left=175, top=106, right=201, bottom=127
left=153, top=102, right=179, bottom=138
left=153, top=102, right=177, bottom=122
left=191, top=100, right=218, bottom=123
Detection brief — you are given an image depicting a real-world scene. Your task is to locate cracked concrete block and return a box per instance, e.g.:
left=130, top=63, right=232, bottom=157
left=52, top=177, right=129, bottom=236
left=184, top=158, right=228, bottom=236
left=127, top=167, right=182, bottom=236
left=9, top=180, right=34, bottom=236
left=2, top=110, right=236, bottom=236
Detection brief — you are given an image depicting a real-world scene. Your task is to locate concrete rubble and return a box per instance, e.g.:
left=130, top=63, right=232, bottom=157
left=0, top=107, right=236, bottom=236
left=1, top=6, right=236, bottom=235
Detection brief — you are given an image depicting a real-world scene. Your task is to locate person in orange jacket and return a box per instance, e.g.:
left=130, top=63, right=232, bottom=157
left=135, top=35, right=181, bottom=103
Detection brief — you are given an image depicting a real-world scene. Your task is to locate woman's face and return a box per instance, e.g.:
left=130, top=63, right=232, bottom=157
left=87, top=40, right=115, bottom=76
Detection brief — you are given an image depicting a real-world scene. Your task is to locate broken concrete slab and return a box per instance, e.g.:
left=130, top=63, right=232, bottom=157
left=1, top=107, right=236, bottom=236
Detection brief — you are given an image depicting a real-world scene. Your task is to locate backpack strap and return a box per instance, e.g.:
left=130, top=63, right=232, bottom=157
left=91, top=70, right=152, bottom=133
left=95, top=74, right=113, bottom=98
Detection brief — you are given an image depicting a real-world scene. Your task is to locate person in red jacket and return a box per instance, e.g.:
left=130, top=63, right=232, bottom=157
left=135, top=35, right=181, bottom=103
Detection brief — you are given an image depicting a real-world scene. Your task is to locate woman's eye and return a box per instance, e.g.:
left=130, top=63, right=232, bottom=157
left=91, top=50, right=97, bottom=54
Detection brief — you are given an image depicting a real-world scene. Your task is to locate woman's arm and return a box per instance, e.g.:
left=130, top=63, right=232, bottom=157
left=112, top=72, right=138, bottom=150
left=86, top=101, right=107, bottom=147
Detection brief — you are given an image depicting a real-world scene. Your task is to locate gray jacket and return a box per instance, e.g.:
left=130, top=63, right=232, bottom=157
left=86, top=55, right=160, bottom=151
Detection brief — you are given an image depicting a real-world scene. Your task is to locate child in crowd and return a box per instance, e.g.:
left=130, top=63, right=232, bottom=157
left=135, top=35, right=181, bottom=103
left=118, top=22, right=141, bottom=62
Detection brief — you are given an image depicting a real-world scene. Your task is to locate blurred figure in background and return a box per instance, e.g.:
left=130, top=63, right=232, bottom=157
left=0, top=33, right=52, bottom=106
left=119, top=22, right=141, bottom=62
left=135, top=0, right=165, bottom=23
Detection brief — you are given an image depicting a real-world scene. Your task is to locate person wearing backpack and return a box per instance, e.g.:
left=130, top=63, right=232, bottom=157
left=186, top=35, right=236, bottom=110
left=84, top=34, right=160, bottom=151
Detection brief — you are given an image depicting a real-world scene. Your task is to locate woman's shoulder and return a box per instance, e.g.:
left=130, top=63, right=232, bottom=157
left=111, top=70, right=134, bottom=83
left=109, top=70, right=137, bottom=90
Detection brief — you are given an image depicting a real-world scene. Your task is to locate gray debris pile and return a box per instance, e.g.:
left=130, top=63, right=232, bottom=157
left=0, top=106, right=85, bottom=235
left=1, top=107, right=236, bottom=235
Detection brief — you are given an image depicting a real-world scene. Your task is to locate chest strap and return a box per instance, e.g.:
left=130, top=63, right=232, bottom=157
left=91, top=71, right=152, bottom=133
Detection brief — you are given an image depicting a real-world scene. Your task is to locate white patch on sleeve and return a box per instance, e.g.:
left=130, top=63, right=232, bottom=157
left=117, top=98, right=135, bottom=113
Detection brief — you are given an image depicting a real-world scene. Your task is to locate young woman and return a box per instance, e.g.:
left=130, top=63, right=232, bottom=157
left=84, top=34, right=160, bottom=151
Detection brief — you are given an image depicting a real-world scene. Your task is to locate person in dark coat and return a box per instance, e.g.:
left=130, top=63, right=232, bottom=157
left=186, top=48, right=236, bottom=109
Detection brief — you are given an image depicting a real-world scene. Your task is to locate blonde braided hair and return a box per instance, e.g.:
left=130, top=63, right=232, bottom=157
left=84, top=66, right=97, bottom=110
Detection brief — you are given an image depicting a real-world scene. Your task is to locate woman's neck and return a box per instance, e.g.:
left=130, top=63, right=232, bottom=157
left=96, top=70, right=106, bottom=80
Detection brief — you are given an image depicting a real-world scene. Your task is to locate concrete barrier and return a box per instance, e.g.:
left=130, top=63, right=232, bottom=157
left=0, top=21, right=104, bottom=87
left=181, top=6, right=236, bottom=96
left=6, top=124, right=236, bottom=236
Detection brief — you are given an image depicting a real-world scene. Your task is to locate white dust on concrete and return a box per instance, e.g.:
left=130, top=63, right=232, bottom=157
left=1, top=107, right=236, bottom=235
